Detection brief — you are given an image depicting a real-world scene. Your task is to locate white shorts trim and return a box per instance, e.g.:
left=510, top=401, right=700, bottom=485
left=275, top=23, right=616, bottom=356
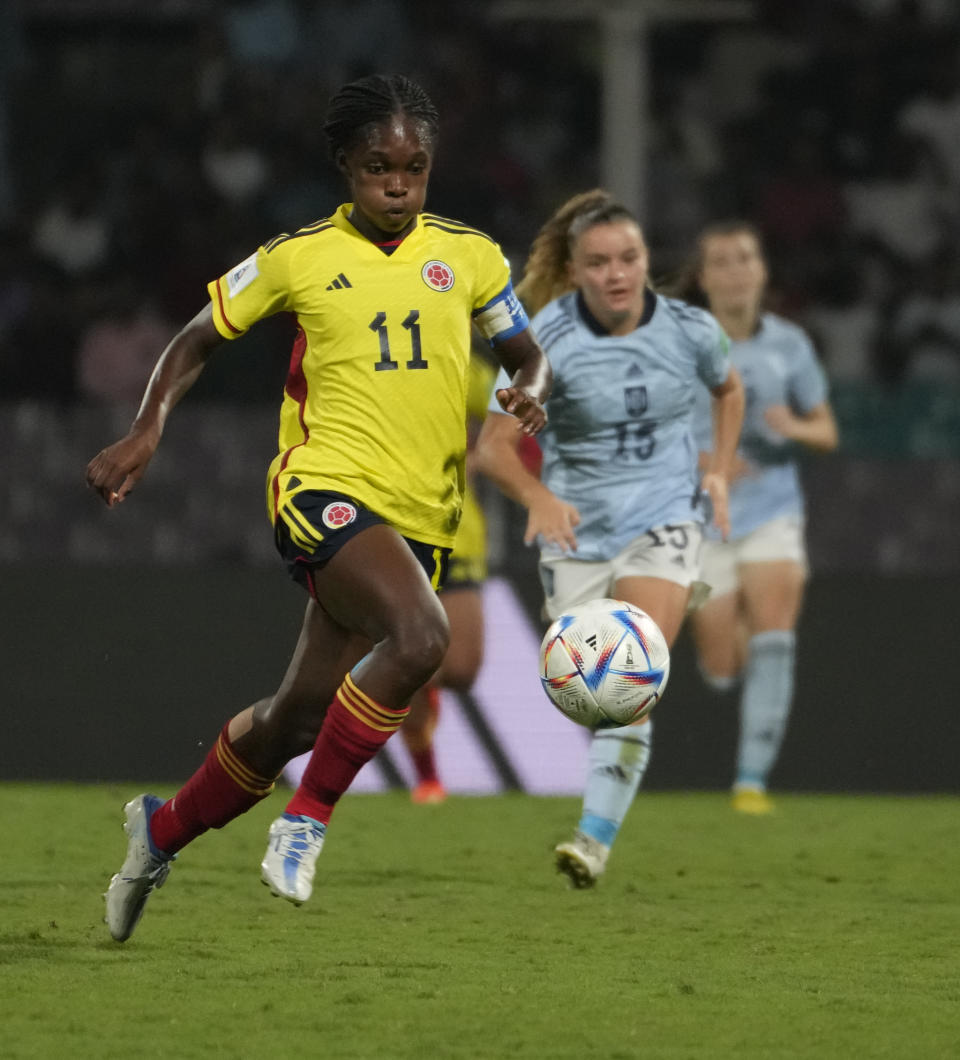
left=540, top=523, right=702, bottom=620
left=699, top=514, right=807, bottom=600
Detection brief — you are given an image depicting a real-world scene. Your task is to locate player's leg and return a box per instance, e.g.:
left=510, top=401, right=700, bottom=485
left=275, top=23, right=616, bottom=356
left=554, top=524, right=699, bottom=887
left=402, top=585, right=484, bottom=803
left=403, top=685, right=444, bottom=800
left=690, top=536, right=746, bottom=693
left=731, top=557, right=805, bottom=812
left=689, top=591, right=746, bottom=692
left=146, top=598, right=366, bottom=854
left=263, top=523, right=449, bottom=902
left=435, top=584, right=485, bottom=691
left=557, top=574, right=690, bottom=887
left=104, top=601, right=365, bottom=942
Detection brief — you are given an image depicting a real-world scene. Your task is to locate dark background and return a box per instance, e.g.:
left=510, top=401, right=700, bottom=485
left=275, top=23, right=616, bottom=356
left=1, top=0, right=958, bottom=790
left=5, top=564, right=958, bottom=792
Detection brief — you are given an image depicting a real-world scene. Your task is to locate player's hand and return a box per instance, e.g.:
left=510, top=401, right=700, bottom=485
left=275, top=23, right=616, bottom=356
left=495, top=386, right=547, bottom=436
left=701, top=471, right=730, bottom=541
left=525, top=486, right=580, bottom=552
left=763, top=404, right=800, bottom=440
left=86, top=427, right=159, bottom=507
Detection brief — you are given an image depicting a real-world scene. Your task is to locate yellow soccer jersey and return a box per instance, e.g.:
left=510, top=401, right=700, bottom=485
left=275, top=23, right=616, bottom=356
left=466, top=349, right=498, bottom=425
left=207, top=205, right=525, bottom=548
left=446, top=353, right=498, bottom=585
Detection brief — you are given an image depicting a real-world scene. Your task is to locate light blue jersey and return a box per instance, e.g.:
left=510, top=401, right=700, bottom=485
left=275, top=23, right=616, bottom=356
left=490, top=290, right=730, bottom=561
left=692, top=312, right=828, bottom=540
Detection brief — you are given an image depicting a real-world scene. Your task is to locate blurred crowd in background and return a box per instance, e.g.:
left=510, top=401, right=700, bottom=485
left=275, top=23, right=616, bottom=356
left=2, top=0, right=960, bottom=405
left=0, top=0, right=958, bottom=573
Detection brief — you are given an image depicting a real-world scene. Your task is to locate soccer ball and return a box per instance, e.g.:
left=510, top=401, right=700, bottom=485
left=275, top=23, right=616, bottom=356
left=539, top=598, right=670, bottom=729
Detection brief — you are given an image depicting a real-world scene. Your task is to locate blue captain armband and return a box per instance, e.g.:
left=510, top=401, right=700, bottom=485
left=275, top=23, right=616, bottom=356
left=472, top=281, right=529, bottom=343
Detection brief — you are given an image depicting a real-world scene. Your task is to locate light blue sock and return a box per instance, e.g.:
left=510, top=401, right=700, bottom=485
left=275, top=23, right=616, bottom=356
left=578, top=722, right=653, bottom=849
left=735, top=630, right=796, bottom=790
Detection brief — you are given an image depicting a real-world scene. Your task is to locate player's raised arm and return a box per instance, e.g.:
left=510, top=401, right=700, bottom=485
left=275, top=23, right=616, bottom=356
left=85, top=303, right=224, bottom=507
left=490, top=328, right=551, bottom=436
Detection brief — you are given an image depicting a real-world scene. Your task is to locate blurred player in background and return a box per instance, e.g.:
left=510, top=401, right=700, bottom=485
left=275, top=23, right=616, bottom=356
left=677, top=221, right=838, bottom=814
left=399, top=346, right=497, bottom=803
left=476, top=190, right=743, bottom=887
left=87, top=73, right=550, bottom=940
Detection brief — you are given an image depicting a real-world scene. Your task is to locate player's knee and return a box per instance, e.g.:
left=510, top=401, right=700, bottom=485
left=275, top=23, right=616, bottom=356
left=698, top=661, right=740, bottom=693
left=438, top=644, right=482, bottom=693
left=392, top=611, right=450, bottom=686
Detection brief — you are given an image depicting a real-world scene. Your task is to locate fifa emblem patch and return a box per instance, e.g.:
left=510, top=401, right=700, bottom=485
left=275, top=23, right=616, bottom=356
left=421, top=260, right=455, bottom=292
left=226, top=253, right=259, bottom=297
left=322, top=502, right=357, bottom=529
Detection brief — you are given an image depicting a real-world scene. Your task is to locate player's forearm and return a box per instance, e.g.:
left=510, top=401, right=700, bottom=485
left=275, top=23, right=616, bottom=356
left=475, top=416, right=546, bottom=509
left=494, top=331, right=553, bottom=405
left=130, top=305, right=223, bottom=439
left=708, top=371, right=745, bottom=479
left=792, top=405, right=839, bottom=452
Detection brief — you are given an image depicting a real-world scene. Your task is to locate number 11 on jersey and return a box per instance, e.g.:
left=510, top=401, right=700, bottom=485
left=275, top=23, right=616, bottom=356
left=370, top=310, right=428, bottom=371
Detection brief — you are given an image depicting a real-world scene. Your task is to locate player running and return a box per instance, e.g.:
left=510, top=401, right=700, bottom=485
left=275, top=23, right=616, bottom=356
left=476, top=190, right=744, bottom=887
left=87, top=74, right=550, bottom=940
left=680, top=221, right=838, bottom=813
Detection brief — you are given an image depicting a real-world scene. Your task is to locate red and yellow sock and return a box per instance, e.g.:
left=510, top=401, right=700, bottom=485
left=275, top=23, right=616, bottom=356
left=402, top=685, right=441, bottom=784
left=286, top=673, right=409, bottom=824
left=150, top=724, right=276, bottom=855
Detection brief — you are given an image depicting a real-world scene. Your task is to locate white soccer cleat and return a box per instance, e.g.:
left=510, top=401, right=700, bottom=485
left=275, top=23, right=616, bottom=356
left=104, top=794, right=173, bottom=942
left=555, top=830, right=610, bottom=889
left=260, top=813, right=326, bottom=905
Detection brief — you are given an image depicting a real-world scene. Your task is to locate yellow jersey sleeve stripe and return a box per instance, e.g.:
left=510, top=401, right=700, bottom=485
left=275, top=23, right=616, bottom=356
left=421, top=213, right=497, bottom=241
left=264, top=219, right=333, bottom=250
left=264, top=222, right=335, bottom=253
left=422, top=218, right=497, bottom=244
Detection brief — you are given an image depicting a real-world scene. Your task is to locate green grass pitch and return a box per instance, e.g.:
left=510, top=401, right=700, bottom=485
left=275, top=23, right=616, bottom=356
left=2, top=784, right=959, bottom=1059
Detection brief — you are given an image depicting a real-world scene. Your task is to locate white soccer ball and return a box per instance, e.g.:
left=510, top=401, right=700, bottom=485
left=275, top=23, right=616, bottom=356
left=539, top=598, right=670, bottom=729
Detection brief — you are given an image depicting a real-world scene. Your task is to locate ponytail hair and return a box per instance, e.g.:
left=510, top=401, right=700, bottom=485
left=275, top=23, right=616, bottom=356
left=516, top=189, right=639, bottom=315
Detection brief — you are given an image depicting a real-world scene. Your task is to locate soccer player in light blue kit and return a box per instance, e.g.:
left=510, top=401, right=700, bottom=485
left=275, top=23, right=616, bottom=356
left=682, top=222, right=838, bottom=814
left=476, top=191, right=744, bottom=887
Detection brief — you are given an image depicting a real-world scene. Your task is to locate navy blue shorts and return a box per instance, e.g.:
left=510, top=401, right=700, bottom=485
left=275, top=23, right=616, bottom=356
left=274, top=490, right=450, bottom=600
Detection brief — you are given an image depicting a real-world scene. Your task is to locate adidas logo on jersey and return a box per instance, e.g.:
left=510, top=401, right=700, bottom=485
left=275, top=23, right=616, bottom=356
left=325, top=273, right=353, bottom=291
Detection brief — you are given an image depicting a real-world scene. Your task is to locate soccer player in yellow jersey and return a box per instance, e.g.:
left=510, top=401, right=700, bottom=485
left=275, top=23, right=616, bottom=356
left=87, top=74, right=550, bottom=939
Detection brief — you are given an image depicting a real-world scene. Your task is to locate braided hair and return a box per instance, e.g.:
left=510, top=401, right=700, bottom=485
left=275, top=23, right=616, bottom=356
left=323, top=74, right=440, bottom=157
left=516, top=189, right=640, bottom=315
